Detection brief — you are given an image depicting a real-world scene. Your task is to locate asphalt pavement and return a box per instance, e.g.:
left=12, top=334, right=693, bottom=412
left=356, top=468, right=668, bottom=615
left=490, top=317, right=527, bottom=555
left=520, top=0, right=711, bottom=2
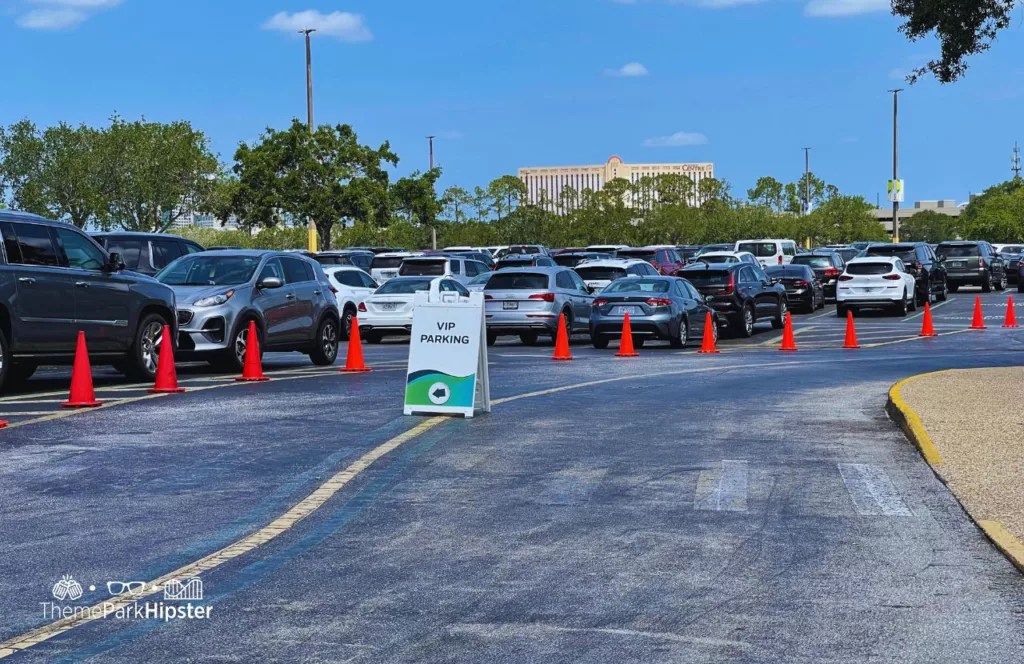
left=2, top=287, right=1024, bottom=662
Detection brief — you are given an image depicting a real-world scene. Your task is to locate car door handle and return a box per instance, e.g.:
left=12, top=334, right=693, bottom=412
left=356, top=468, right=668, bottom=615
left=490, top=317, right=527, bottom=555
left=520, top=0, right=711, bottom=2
left=75, top=281, right=89, bottom=288
left=285, top=293, right=296, bottom=300
left=17, top=277, right=35, bottom=284
left=313, top=290, right=322, bottom=295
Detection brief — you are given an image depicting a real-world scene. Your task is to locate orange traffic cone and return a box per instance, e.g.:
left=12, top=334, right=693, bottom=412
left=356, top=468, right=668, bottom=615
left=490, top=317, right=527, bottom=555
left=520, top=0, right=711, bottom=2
left=920, top=302, right=937, bottom=337
left=970, top=296, right=987, bottom=330
left=615, top=313, right=640, bottom=358
left=235, top=320, right=270, bottom=382
left=0, top=420, right=7, bottom=429
left=148, top=325, right=185, bottom=393
left=62, top=331, right=102, bottom=408
left=842, top=310, right=860, bottom=349
left=339, top=315, right=372, bottom=373
left=552, top=313, right=572, bottom=361
left=1003, top=295, right=1019, bottom=328
left=697, top=312, right=720, bottom=354
left=779, top=311, right=798, bottom=352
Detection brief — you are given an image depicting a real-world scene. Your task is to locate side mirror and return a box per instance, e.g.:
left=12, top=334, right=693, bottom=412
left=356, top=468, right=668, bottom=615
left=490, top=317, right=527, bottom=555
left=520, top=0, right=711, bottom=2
left=705, top=294, right=715, bottom=304
left=106, top=252, right=126, bottom=272
left=259, top=276, right=283, bottom=289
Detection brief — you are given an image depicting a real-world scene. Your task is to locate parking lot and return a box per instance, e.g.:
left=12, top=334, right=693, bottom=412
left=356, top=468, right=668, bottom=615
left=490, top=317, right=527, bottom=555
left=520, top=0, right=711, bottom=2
left=2, top=285, right=1024, bottom=662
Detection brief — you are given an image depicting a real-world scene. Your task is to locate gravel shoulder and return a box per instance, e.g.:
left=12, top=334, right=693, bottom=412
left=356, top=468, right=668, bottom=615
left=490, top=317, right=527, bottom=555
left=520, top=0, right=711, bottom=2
left=899, top=367, right=1024, bottom=545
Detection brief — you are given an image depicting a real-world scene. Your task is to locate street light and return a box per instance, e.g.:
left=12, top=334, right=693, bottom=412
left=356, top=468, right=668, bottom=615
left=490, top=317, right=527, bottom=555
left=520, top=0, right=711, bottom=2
left=888, top=88, right=903, bottom=242
left=300, top=28, right=317, bottom=252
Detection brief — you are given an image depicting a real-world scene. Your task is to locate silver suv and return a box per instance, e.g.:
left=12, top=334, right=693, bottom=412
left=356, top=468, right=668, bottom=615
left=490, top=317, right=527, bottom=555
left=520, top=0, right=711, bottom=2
left=157, top=250, right=340, bottom=370
left=483, top=267, right=594, bottom=345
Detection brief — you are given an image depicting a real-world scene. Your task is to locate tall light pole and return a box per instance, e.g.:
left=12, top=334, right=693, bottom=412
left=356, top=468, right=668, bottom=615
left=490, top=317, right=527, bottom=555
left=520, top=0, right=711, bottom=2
left=802, top=147, right=811, bottom=249
left=301, top=28, right=317, bottom=251
left=427, top=135, right=435, bottom=170
left=888, top=88, right=903, bottom=242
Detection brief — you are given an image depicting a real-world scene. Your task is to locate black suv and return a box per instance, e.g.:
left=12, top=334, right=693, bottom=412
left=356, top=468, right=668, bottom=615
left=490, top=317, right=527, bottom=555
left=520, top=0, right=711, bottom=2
left=790, top=250, right=845, bottom=301
left=0, top=212, right=178, bottom=390
left=935, top=241, right=1006, bottom=292
left=677, top=262, right=788, bottom=337
left=863, top=242, right=947, bottom=304
left=92, top=232, right=205, bottom=277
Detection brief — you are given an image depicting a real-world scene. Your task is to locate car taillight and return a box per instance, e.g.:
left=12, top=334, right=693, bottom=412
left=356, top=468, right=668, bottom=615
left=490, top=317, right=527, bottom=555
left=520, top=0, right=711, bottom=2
left=529, top=292, right=556, bottom=302
left=646, top=297, right=672, bottom=306
left=329, top=284, right=338, bottom=294
left=883, top=274, right=902, bottom=280
left=824, top=268, right=840, bottom=278
left=484, top=294, right=493, bottom=300
left=593, top=298, right=609, bottom=307
left=838, top=275, right=854, bottom=281
left=980, top=257, right=987, bottom=268
left=793, top=280, right=808, bottom=287
left=723, top=273, right=736, bottom=294
left=358, top=302, right=367, bottom=311
left=778, top=255, right=783, bottom=264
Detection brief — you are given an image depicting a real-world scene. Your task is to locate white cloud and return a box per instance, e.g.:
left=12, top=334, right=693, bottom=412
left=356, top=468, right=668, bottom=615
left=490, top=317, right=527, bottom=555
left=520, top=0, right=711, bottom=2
left=643, top=131, right=709, bottom=147
left=15, top=0, right=123, bottom=30
left=262, top=10, right=372, bottom=42
left=604, top=62, right=649, bottom=77
left=804, top=0, right=888, bottom=17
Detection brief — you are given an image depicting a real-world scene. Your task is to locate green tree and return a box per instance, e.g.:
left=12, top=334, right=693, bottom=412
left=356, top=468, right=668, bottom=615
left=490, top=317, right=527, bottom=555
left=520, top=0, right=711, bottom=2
left=487, top=175, right=527, bottom=219
left=441, top=185, right=473, bottom=222
left=102, top=116, right=219, bottom=232
left=747, top=176, right=785, bottom=211
left=900, top=209, right=960, bottom=243
left=959, top=180, right=1024, bottom=242
left=805, top=195, right=888, bottom=245
left=783, top=172, right=838, bottom=214
left=391, top=168, right=443, bottom=226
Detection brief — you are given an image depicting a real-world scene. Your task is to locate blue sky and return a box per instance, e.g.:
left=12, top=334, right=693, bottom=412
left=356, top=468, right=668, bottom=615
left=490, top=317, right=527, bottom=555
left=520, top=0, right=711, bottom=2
left=1, top=0, right=1022, bottom=206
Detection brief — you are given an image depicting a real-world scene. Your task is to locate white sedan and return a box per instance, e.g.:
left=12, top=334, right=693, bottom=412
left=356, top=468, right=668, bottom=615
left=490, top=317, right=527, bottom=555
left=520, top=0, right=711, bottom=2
left=322, top=266, right=379, bottom=339
left=694, top=251, right=759, bottom=266
left=358, top=276, right=470, bottom=343
left=836, top=256, right=917, bottom=317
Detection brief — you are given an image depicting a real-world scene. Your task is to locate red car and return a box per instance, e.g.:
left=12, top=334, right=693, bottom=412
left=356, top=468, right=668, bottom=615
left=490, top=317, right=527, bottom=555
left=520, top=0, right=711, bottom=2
left=616, top=246, right=686, bottom=276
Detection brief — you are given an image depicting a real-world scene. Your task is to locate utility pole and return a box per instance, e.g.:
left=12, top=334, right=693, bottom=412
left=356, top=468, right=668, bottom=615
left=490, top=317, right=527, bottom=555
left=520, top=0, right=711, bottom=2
left=428, top=136, right=436, bottom=249
left=301, top=28, right=317, bottom=252
left=888, top=89, right=903, bottom=242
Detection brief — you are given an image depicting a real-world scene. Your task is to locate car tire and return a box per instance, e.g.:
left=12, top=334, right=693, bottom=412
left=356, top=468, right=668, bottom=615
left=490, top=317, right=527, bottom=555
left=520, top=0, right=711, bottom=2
left=362, top=330, right=382, bottom=344
left=734, top=305, right=755, bottom=338
left=633, top=337, right=645, bottom=348
left=771, top=300, right=787, bottom=329
left=0, top=328, right=12, bottom=393
left=1018, top=282, right=1024, bottom=294
left=519, top=332, right=539, bottom=346
left=486, top=331, right=497, bottom=346
left=592, top=335, right=610, bottom=350
left=308, top=316, right=339, bottom=366
left=916, top=283, right=928, bottom=306
left=8, top=361, right=37, bottom=385
left=561, top=309, right=573, bottom=341
left=908, top=293, right=917, bottom=312
left=340, top=305, right=356, bottom=341
left=836, top=304, right=846, bottom=318
left=669, top=318, right=687, bottom=349
left=996, top=274, right=1006, bottom=291
left=948, top=283, right=959, bottom=293
left=937, top=280, right=948, bottom=301
left=217, top=317, right=264, bottom=373
left=982, top=273, right=992, bottom=293
left=123, top=313, right=169, bottom=382
left=896, top=292, right=909, bottom=316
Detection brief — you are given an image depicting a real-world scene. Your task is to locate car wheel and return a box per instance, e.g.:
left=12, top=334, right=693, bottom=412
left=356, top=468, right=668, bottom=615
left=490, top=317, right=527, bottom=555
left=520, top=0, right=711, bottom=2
left=982, top=273, right=992, bottom=293
left=948, top=283, right=959, bottom=293
left=996, top=274, right=1006, bottom=291
left=771, top=300, right=787, bottom=329
left=0, top=328, right=11, bottom=393
left=486, top=331, right=497, bottom=346
left=561, top=309, right=573, bottom=341
left=340, top=306, right=356, bottom=341
left=592, top=335, right=610, bottom=349
left=218, top=318, right=264, bottom=372
left=1018, top=282, right=1024, bottom=294
left=916, top=282, right=928, bottom=306
left=8, top=361, right=37, bottom=385
left=836, top=303, right=846, bottom=318
left=308, top=316, right=339, bottom=366
left=123, top=313, right=169, bottom=381
left=735, top=305, right=755, bottom=338
left=908, top=292, right=917, bottom=312
left=896, top=292, right=909, bottom=316
left=633, top=337, right=646, bottom=348
left=362, top=330, right=382, bottom=344
left=519, top=332, right=539, bottom=346
left=670, top=318, right=687, bottom=349
left=937, top=280, right=948, bottom=301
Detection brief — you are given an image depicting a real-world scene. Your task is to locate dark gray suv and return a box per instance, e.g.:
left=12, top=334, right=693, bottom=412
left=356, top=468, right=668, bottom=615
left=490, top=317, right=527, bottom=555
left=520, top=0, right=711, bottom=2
left=0, top=211, right=178, bottom=390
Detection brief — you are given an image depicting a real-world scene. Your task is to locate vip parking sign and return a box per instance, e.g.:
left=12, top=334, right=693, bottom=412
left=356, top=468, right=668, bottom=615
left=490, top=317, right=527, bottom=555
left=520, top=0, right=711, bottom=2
left=404, top=282, right=490, bottom=418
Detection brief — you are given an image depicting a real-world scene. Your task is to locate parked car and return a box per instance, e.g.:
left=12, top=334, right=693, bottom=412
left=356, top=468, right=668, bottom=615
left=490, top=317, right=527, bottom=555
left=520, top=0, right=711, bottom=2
left=765, top=264, right=824, bottom=313
left=358, top=276, right=470, bottom=342
left=466, top=271, right=494, bottom=291
left=92, top=231, right=205, bottom=277
left=398, top=255, right=489, bottom=284
left=863, top=242, right=947, bottom=303
left=615, top=246, right=686, bottom=276
left=695, top=243, right=734, bottom=257
left=935, top=241, right=1006, bottom=292
left=316, top=250, right=374, bottom=271
left=574, top=258, right=659, bottom=292
left=369, top=251, right=421, bottom=284
left=449, top=250, right=496, bottom=270
left=157, top=250, right=340, bottom=371
left=552, top=251, right=613, bottom=268
left=833, top=247, right=862, bottom=264
left=675, top=245, right=702, bottom=263
left=589, top=276, right=718, bottom=349
left=495, top=254, right=557, bottom=270
left=494, top=244, right=549, bottom=259
left=693, top=251, right=758, bottom=266
left=321, top=266, right=378, bottom=339
left=734, top=239, right=799, bottom=267
left=678, top=262, right=788, bottom=338
left=836, top=256, right=917, bottom=316
left=791, top=251, right=845, bottom=301
left=585, top=244, right=629, bottom=255
left=0, top=211, right=178, bottom=389
left=994, top=244, right=1024, bottom=284
left=483, top=267, right=594, bottom=346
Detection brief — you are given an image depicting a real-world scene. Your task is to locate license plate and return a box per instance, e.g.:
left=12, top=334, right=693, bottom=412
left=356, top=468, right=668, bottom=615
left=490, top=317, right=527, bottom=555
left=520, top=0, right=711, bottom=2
left=382, top=271, right=397, bottom=278
left=614, top=306, right=640, bottom=316
left=949, top=261, right=966, bottom=267
left=380, top=302, right=399, bottom=311
left=502, top=301, right=518, bottom=310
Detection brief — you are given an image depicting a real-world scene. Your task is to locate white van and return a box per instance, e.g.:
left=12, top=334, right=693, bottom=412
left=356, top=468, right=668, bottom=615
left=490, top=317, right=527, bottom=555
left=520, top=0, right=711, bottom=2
left=734, top=239, right=798, bottom=267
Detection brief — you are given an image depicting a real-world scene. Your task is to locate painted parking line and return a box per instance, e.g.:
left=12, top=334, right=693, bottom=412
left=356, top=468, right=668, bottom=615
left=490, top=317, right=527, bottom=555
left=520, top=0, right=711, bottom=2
left=838, top=463, right=913, bottom=516
left=694, top=460, right=749, bottom=512
left=806, top=309, right=839, bottom=320
left=903, top=299, right=952, bottom=322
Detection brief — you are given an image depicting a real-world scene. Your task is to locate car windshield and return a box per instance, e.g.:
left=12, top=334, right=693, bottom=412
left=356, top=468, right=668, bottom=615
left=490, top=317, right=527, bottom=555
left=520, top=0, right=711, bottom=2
left=486, top=272, right=549, bottom=290
left=697, top=244, right=732, bottom=255
left=682, top=271, right=730, bottom=286
left=1000, top=245, right=1024, bottom=253
left=766, top=266, right=811, bottom=278
left=575, top=266, right=627, bottom=281
left=156, top=256, right=260, bottom=286
left=468, top=272, right=493, bottom=285
left=375, top=277, right=434, bottom=294
left=737, top=242, right=778, bottom=257
left=937, top=244, right=980, bottom=258
left=846, top=262, right=894, bottom=275
left=792, top=256, right=833, bottom=267
left=399, top=260, right=446, bottom=276
left=372, top=256, right=406, bottom=269
left=616, top=250, right=657, bottom=262
left=602, top=278, right=670, bottom=293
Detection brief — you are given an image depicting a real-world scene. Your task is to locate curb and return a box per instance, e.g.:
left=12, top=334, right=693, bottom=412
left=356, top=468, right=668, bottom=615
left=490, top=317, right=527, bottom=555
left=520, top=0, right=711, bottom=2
left=887, top=370, right=1024, bottom=575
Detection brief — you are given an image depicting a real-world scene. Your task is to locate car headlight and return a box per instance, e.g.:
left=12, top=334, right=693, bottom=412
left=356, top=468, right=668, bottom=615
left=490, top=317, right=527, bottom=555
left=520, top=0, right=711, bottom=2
left=194, top=290, right=234, bottom=307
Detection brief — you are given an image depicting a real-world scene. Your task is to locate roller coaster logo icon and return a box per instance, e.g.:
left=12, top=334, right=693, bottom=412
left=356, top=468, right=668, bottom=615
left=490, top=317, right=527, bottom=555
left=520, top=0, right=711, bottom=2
left=162, top=577, right=203, bottom=601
